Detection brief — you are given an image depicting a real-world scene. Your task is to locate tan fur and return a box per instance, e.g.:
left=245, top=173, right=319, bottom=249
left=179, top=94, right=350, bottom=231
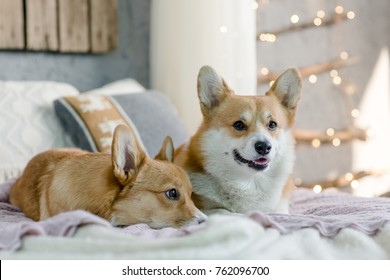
left=10, top=125, right=206, bottom=228
left=175, top=66, right=301, bottom=214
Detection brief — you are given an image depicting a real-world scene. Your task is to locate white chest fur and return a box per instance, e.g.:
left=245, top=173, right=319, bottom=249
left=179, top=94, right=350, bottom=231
left=191, top=129, right=295, bottom=214
left=190, top=164, right=289, bottom=213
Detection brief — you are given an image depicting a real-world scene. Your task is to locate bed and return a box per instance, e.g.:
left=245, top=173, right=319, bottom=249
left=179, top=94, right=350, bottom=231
left=1, top=79, right=390, bottom=260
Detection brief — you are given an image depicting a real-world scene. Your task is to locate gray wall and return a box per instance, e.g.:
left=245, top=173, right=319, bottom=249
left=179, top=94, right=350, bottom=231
left=0, top=0, right=151, bottom=91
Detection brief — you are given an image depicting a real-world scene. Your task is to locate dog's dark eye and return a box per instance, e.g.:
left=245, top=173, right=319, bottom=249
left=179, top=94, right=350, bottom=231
left=165, top=188, right=180, bottom=200
left=233, top=120, right=247, bottom=131
left=268, top=120, right=278, bottom=131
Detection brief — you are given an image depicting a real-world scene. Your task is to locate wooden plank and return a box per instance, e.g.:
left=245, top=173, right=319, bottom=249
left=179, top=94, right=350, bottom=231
left=26, top=0, right=58, bottom=51
left=0, top=0, right=24, bottom=49
left=90, top=0, right=118, bottom=53
left=58, top=0, right=89, bottom=52
left=106, top=0, right=119, bottom=51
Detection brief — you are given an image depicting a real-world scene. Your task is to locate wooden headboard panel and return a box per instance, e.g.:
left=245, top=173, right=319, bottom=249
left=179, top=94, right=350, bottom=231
left=0, top=0, right=118, bottom=53
left=0, top=0, right=150, bottom=91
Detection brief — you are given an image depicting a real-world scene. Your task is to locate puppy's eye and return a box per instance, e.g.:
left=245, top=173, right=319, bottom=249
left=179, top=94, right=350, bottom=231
left=233, top=120, right=247, bottom=131
left=268, top=120, right=278, bottom=131
left=165, top=188, right=180, bottom=200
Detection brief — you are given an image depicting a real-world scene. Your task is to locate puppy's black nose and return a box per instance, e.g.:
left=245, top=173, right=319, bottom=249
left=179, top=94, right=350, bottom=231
left=254, top=141, right=272, bottom=155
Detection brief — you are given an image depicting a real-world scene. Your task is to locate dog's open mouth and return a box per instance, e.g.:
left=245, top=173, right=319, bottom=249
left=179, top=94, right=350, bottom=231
left=233, top=149, right=269, bottom=171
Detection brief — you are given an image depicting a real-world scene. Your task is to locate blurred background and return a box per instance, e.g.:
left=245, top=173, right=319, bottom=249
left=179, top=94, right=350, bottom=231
left=256, top=0, right=390, bottom=197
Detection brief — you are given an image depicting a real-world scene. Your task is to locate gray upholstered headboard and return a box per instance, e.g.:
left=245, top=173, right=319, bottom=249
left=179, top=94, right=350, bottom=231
left=0, top=0, right=150, bottom=92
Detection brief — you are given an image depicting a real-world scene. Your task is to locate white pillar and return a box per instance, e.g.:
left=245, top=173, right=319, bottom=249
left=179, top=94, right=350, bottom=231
left=150, top=0, right=257, bottom=134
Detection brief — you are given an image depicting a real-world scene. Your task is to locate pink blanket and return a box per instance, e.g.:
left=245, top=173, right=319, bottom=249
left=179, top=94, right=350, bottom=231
left=1, top=178, right=390, bottom=251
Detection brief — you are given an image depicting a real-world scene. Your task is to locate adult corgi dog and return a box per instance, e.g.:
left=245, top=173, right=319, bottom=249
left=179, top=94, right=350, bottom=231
left=10, top=124, right=206, bottom=228
left=175, top=66, right=301, bottom=214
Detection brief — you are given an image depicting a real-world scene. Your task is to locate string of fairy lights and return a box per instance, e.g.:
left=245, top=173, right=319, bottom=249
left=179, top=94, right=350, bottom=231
left=255, top=1, right=379, bottom=193
left=257, top=5, right=356, bottom=42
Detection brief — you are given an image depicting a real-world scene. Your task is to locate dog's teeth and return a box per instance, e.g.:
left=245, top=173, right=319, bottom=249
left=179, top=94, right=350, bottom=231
left=233, top=149, right=268, bottom=171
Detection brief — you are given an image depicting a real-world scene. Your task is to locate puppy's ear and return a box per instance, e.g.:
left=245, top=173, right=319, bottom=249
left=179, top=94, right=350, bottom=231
left=267, top=68, right=301, bottom=111
left=112, top=125, right=146, bottom=184
left=197, top=65, right=232, bottom=114
left=155, top=136, right=174, bottom=162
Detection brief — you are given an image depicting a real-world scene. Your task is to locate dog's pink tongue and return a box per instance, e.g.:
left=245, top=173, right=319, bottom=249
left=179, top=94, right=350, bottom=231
left=254, top=158, right=268, bottom=165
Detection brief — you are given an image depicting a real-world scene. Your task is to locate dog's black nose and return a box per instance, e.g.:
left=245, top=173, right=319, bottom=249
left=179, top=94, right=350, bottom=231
left=254, top=141, right=272, bottom=155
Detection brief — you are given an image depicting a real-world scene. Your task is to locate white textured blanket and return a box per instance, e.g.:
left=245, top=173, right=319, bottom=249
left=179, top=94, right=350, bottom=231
left=1, top=178, right=390, bottom=259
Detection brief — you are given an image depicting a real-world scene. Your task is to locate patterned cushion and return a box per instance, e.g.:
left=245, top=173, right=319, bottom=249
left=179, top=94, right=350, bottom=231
left=54, top=91, right=189, bottom=157
left=0, top=81, right=80, bottom=183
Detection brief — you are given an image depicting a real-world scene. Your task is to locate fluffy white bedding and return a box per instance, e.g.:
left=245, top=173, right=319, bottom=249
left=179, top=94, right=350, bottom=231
left=2, top=216, right=390, bottom=260
left=1, top=177, right=390, bottom=259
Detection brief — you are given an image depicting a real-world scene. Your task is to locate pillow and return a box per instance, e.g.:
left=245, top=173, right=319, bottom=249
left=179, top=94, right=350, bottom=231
left=54, top=91, right=189, bottom=157
left=0, top=81, right=80, bottom=183
left=83, top=78, right=145, bottom=95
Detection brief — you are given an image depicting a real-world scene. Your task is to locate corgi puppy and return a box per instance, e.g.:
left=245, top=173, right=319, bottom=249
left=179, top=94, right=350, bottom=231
left=10, top=124, right=206, bottom=229
left=175, top=66, right=301, bottom=214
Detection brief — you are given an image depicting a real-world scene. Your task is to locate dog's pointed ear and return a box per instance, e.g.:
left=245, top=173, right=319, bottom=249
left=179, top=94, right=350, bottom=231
left=197, top=65, right=232, bottom=113
left=267, top=68, right=301, bottom=111
left=112, top=125, right=146, bottom=184
left=154, top=136, right=174, bottom=162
